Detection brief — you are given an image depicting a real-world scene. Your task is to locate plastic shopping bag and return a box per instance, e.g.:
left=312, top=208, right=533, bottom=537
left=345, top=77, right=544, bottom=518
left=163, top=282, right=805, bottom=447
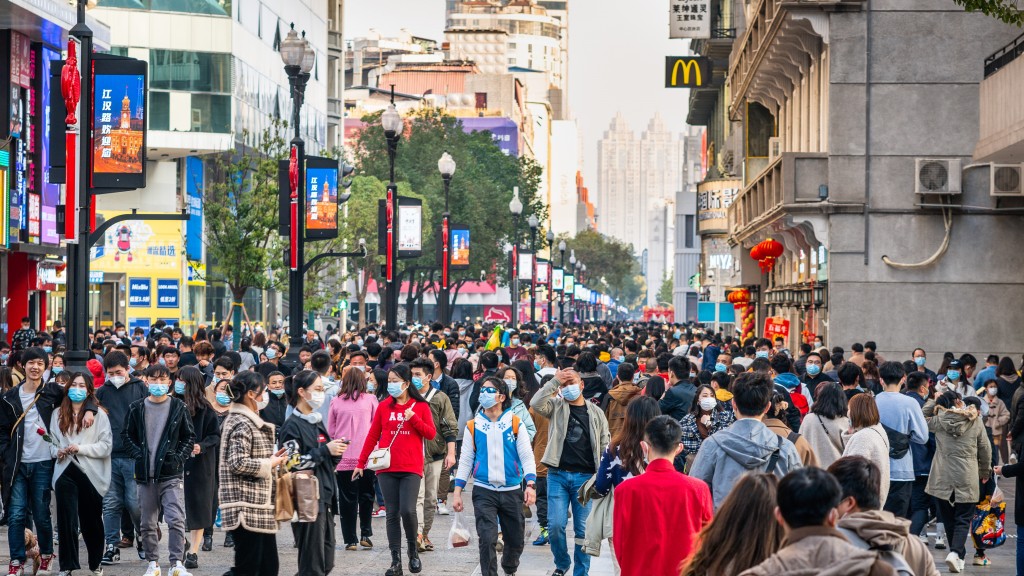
left=447, top=511, right=472, bottom=549
left=971, top=496, right=1007, bottom=550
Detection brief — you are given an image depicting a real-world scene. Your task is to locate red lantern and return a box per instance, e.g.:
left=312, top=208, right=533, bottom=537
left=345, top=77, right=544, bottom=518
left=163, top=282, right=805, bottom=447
left=749, top=243, right=763, bottom=262
left=755, top=237, right=784, bottom=273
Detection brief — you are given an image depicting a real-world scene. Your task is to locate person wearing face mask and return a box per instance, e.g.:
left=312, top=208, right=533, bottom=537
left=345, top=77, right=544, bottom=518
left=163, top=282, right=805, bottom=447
left=982, top=380, right=1010, bottom=465
left=604, top=363, right=642, bottom=439
left=259, top=371, right=288, bottom=440
left=354, top=364, right=435, bottom=576
left=504, top=331, right=529, bottom=363
left=171, top=366, right=221, bottom=570
left=408, top=359, right=457, bottom=554
left=764, top=391, right=818, bottom=467
left=533, top=345, right=558, bottom=386
left=205, top=357, right=236, bottom=419
left=529, top=367, right=610, bottom=576
left=122, top=364, right=197, bottom=576
left=95, top=350, right=149, bottom=565
left=911, top=348, right=937, bottom=383
left=328, top=367, right=379, bottom=552
left=501, top=367, right=537, bottom=441
left=801, top=352, right=834, bottom=400
left=452, top=377, right=537, bottom=576
left=680, top=385, right=737, bottom=472
left=280, top=370, right=347, bottom=576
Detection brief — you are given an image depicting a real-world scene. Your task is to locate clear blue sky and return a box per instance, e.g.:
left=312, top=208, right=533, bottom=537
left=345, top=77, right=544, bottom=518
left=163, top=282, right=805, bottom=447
left=344, top=0, right=692, bottom=186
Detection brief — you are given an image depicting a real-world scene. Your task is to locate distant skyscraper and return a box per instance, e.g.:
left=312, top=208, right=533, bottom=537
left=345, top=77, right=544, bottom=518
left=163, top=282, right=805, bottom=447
left=597, top=113, right=638, bottom=250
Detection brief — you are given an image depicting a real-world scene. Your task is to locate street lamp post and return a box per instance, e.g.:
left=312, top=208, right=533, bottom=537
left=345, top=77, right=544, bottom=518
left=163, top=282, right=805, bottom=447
left=558, top=240, right=566, bottom=324
left=382, top=93, right=404, bottom=329
left=438, top=151, right=456, bottom=325
left=509, top=187, right=523, bottom=324
left=528, top=215, right=538, bottom=324
left=281, top=24, right=315, bottom=371
left=569, top=250, right=576, bottom=324
left=546, top=230, right=554, bottom=323
left=581, top=263, right=587, bottom=321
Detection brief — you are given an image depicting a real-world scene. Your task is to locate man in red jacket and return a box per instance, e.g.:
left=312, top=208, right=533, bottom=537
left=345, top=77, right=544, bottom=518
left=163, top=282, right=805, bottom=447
left=613, top=415, right=713, bottom=576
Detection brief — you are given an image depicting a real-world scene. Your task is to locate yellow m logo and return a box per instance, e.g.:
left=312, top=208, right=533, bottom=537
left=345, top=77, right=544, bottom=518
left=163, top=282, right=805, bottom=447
left=671, top=59, right=702, bottom=87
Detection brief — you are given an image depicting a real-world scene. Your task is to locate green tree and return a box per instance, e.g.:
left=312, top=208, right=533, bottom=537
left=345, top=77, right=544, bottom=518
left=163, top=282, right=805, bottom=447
left=555, top=229, right=639, bottom=308
left=953, top=0, right=1023, bottom=25
left=657, top=272, right=674, bottom=305
left=191, top=121, right=287, bottom=344
left=349, top=108, right=545, bottom=320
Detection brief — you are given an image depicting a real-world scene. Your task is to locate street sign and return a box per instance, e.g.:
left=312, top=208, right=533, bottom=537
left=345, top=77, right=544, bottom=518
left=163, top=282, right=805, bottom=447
left=665, top=56, right=711, bottom=88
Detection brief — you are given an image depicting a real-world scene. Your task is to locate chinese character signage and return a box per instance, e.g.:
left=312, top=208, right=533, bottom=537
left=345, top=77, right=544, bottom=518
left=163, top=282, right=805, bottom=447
left=669, top=0, right=710, bottom=39
left=697, top=179, right=741, bottom=234
left=91, top=56, right=147, bottom=188
left=665, top=57, right=711, bottom=88
left=450, top=226, right=470, bottom=269
left=764, top=317, right=791, bottom=340
left=128, top=278, right=151, bottom=307
left=304, top=156, right=339, bottom=240
left=156, top=279, right=179, bottom=308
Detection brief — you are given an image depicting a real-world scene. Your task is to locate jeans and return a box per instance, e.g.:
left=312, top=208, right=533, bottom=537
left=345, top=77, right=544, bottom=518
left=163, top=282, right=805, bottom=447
left=103, top=457, right=141, bottom=546
left=547, top=469, right=593, bottom=576
left=473, top=488, right=525, bottom=576
left=1017, top=527, right=1024, bottom=576
left=232, top=527, right=279, bottom=576
left=8, top=460, right=54, bottom=562
left=884, top=480, right=913, bottom=519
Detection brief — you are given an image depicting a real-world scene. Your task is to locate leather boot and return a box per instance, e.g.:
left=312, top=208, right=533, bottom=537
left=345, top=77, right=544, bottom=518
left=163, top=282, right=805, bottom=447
left=408, top=542, right=422, bottom=574
left=385, top=550, right=403, bottom=576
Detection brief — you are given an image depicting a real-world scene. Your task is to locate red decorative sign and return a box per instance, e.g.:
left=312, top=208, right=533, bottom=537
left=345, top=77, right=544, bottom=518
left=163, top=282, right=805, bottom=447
left=764, top=317, right=791, bottom=340
left=61, top=40, right=80, bottom=126
left=484, top=305, right=512, bottom=323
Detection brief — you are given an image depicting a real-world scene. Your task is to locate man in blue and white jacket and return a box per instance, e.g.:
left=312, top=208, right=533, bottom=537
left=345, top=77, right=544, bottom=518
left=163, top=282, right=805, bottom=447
left=452, top=376, right=537, bottom=576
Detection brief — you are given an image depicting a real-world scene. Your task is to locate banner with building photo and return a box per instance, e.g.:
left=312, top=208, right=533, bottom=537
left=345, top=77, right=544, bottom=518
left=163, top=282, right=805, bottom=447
left=304, top=155, right=339, bottom=240
left=669, top=0, right=710, bottom=39
left=450, top=226, right=470, bottom=269
left=697, top=179, right=741, bottom=234
left=91, top=56, right=147, bottom=189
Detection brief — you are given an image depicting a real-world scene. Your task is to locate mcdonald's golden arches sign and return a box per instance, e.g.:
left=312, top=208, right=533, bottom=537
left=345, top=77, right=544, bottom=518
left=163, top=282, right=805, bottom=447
left=665, top=57, right=711, bottom=88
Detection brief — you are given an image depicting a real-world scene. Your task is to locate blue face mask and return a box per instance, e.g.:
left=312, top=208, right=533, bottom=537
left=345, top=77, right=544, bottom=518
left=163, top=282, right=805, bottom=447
left=914, top=357, right=926, bottom=367
left=270, top=388, right=286, bottom=397
left=67, top=388, right=88, bottom=403
left=356, top=339, right=364, bottom=347
left=412, top=376, right=425, bottom=390
left=174, top=380, right=186, bottom=395
left=479, top=391, right=498, bottom=410
left=534, top=361, right=542, bottom=371
left=946, top=370, right=960, bottom=382
left=215, top=392, right=232, bottom=406
left=52, top=367, right=64, bottom=375
left=0, top=353, right=8, bottom=362
left=43, top=346, right=52, bottom=354
left=756, top=350, right=770, bottom=359
left=158, top=358, right=167, bottom=366
left=366, top=383, right=376, bottom=393
left=806, top=364, right=822, bottom=376
left=129, top=357, right=138, bottom=368
left=388, top=382, right=406, bottom=398
left=673, top=331, right=682, bottom=340
left=149, top=383, right=169, bottom=397
left=561, top=384, right=582, bottom=402
left=265, top=348, right=278, bottom=359
left=714, top=363, right=727, bottom=373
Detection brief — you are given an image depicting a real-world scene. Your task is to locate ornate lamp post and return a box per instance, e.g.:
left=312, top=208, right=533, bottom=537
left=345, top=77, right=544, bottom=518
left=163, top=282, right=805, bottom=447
left=558, top=240, right=566, bottom=324
left=437, top=151, right=456, bottom=324
left=528, top=215, right=539, bottom=323
left=381, top=97, right=404, bottom=328
left=509, top=187, right=523, bottom=323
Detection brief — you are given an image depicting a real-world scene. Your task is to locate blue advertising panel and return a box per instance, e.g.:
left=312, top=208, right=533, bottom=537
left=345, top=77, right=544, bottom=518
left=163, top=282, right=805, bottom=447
left=697, top=303, right=736, bottom=323
left=156, top=279, right=179, bottom=308
left=185, top=156, right=203, bottom=262
left=128, top=318, right=151, bottom=333
left=128, top=277, right=151, bottom=307
left=459, top=117, right=519, bottom=157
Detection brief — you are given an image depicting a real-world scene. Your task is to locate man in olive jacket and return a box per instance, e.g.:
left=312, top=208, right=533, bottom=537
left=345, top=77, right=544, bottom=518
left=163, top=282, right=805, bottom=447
left=530, top=368, right=610, bottom=576
left=410, top=359, right=457, bottom=551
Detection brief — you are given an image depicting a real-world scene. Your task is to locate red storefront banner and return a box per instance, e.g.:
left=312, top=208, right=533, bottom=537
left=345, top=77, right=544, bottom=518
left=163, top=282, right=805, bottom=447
left=764, top=317, right=791, bottom=340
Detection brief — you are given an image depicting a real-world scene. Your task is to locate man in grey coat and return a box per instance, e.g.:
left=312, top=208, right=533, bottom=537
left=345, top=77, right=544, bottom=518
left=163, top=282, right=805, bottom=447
left=690, top=371, right=802, bottom=509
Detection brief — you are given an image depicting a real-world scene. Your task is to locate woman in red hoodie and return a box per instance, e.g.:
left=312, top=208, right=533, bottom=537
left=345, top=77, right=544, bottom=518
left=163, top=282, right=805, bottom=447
left=355, top=364, right=435, bottom=576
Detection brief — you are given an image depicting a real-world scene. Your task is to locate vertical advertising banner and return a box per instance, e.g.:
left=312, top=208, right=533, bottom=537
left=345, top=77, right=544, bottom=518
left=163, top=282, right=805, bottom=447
left=185, top=156, right=204, bottom=262
left=304, top=156, right=339, bottom=240
left=536, top=261, right=550, bottom=286
left=91, top=57, right=147, bottom=188
left=552, top=268, right=564, bottom=292
left=564, top=273, right=575, bottom=295
left=450, top=226, right=470, bottom=269
left=397, top=197, right=423, bottom=258
left=518, top=251, right=534, bottom=282
left=40, top=47, right=60, bottom=245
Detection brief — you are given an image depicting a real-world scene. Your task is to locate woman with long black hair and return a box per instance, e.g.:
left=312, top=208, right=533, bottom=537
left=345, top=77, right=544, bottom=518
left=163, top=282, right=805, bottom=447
left=355, top=364, right=435, bottom=575
left=280, top=370, right=348, bottom=576
left=177, top=366, right=221, bottom=569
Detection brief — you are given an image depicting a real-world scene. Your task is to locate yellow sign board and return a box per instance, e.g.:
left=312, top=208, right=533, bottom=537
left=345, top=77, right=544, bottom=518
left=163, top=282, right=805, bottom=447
left=665, top=57, right=711, bottom=88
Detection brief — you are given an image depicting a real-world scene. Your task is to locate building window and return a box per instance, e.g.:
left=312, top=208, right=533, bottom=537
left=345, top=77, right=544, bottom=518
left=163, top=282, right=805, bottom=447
left=684, top=215, right=694, bottom=248
left=190, top=94, right=232, bottom=133
left=150, top=50, right=232, bottom=93
left=149, top=91, right=170, bottom=131
left=98, top=0, right=231, bottom=16
left=475, top=92, right=487, bottom=110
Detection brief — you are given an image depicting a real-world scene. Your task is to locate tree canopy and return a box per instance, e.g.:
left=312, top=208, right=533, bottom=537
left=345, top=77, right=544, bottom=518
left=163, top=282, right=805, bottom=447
left=554, top=229, right=645, bottom=311
left=954, top=0, right=1023, bottom=25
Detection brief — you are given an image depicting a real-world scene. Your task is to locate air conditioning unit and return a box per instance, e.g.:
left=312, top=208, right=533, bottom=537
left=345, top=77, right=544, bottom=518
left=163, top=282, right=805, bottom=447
left=990, top=164, right=1023, bottom=196
left=768, top=137, right=782, bottom=162
left=914, top=158, right=962, bottom=195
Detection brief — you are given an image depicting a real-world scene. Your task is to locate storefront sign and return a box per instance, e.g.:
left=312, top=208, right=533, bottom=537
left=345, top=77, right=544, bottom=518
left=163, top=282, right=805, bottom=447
left=128, top=278, right=151, bottom=307
left=697, top=179, right=741, bottom=234
left=665, top=56, right=711, bottom=88
left=156, top=279, right=179, bottom=308
left=669, top=0, right=710, bottom=39
left=764, top=316, right=791, bottom=340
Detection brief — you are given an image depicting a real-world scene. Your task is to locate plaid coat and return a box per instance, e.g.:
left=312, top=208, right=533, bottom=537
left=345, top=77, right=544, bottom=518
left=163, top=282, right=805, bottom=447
left=218, top=404, right=279, bottom=534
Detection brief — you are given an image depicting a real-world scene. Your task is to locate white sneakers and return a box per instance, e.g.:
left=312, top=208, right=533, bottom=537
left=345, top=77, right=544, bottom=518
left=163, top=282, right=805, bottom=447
left=168, top=561, right=192, bottom=576
left=436, top=501, right=451, bottom=516
left=143, top=562, right=161, bottom=576
left=945, top=552, right=965, bottom=573
left=141, top=560, right=191, bottom=576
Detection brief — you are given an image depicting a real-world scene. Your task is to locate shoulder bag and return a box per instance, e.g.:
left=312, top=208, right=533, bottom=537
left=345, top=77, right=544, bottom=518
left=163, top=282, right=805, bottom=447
left=366, top=402, right=415, bottom=472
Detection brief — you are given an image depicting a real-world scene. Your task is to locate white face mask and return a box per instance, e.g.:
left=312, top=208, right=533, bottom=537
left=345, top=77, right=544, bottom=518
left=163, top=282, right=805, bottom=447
left=109, top=376, right=126, bottom=388
left=256, top=390, right=270, bottom=410
left=307, top=390, right=326, bottom=410
left=699, top=397, right=718, bottom=411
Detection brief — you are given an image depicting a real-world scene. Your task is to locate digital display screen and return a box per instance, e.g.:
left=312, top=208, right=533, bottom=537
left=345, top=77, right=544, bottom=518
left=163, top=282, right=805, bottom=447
left=450, top=227, right=469, bottom=268
left=305, top=166, right=338, bottom=236
left=92, top=73, right=145, bottom=175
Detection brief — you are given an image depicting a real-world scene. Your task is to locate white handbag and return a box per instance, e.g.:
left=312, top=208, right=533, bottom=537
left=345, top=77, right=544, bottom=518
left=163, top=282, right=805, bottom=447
left=366, top=402, right=415, bottom=471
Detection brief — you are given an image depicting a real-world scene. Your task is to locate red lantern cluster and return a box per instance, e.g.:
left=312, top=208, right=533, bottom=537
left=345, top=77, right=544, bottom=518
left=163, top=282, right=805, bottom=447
left=727, top=289, right=755, bottom=340
left=750, top=238, right=784, bottom=273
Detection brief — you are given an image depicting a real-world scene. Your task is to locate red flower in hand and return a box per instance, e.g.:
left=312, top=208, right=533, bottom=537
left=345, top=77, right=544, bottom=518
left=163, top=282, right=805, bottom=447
left=36, top=427, right=45, bottom=436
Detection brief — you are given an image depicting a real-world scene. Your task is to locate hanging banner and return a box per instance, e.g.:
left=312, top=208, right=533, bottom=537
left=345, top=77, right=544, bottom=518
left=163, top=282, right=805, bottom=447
left=764, top=316, right=791, bottom=340
left=397, top=196, right=422, bottom=257
left=518, top=251, right=534, bottom=282
left=450, top=225, right=470, bottom=269
left=669, top=0, right=711, bottom=39
left=536, top=260, right=550, bottom=286
left=564, top=273, right=575, bottom=295
left=552, top=267, right=564, bottom=292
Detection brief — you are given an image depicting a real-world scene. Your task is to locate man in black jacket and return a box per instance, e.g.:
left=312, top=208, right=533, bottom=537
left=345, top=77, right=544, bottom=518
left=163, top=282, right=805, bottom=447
left=659, top=355, right=697, bottom=420
left=123, top=364, right=195, bottom=576
left=428, top=349, right=461, bottom=422
left=0, top=347, right=97, bottom=575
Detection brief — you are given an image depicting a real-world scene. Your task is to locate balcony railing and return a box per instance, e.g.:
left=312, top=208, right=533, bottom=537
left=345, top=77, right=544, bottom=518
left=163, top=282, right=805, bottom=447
left=328, top=31, right=343, bottom=55
left=728, top=152, right=828, bottom=243
left=985, top=31, right=1024, bottom=78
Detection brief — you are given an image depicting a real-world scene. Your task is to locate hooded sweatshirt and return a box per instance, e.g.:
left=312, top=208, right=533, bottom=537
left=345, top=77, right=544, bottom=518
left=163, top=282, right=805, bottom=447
left=689, top=417, right=803, bottom=509
left=837, top=510, right=940, bottom=576
left=739, top=526, right=896, bottom=576
left=924, top=402, right=991, bottom=503
left=775, top=373, right=812, bottom=416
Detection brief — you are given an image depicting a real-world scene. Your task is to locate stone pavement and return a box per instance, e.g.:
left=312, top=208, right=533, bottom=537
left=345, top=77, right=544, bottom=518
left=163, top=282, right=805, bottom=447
left=3, top=477, right=1020, bottom=575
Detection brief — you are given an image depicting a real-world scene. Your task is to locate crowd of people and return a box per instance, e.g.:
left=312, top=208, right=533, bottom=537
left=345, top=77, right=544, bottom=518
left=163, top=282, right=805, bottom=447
left=0, top=316, right=1022, bottom=576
